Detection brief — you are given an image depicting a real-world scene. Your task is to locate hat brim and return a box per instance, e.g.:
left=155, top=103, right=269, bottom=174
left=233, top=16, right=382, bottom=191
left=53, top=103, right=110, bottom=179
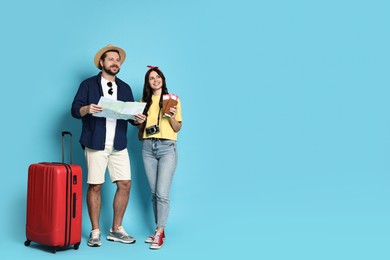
left=94, top=45, right=126, bottom=69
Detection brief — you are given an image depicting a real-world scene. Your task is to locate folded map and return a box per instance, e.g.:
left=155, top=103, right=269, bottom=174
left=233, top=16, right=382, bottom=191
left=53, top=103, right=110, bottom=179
left=93, top=96, right=146, bottom=120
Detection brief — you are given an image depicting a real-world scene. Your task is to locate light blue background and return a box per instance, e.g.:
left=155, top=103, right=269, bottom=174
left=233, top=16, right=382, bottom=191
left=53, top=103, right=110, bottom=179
left=0, top=0, right=389, bottom=259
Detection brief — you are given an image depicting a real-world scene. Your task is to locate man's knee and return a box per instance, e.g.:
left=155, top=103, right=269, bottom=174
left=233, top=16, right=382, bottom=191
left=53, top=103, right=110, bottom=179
left=88, top=184, right=102, bottom=193
left=116, top=180, right=131, bottom=192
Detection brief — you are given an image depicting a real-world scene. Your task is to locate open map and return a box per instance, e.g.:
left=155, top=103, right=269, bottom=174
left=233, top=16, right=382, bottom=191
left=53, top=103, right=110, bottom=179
left=93, top=96, right=146, bottom=120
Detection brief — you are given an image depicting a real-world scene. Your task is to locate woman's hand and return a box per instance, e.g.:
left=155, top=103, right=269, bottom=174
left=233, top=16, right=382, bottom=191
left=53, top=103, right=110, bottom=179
left=134, top=114, right=147, bottom=124
left=169, top=106, right=177, bottom=119
left=168, top=106, right=181, bottom=132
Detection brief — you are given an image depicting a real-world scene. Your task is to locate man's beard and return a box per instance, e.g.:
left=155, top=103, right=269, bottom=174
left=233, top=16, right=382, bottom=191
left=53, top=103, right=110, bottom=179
left=103, top=64, right=120, bottom=76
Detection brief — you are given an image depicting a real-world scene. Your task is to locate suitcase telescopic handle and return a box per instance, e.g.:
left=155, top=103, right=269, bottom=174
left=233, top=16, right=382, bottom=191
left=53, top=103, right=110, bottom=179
left=61, top=131, right=72, bottom=164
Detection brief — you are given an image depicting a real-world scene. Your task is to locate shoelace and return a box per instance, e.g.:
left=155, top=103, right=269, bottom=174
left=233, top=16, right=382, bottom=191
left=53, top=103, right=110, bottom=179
left=117, top=227, right=130, bottom=237
left=152, top=233, right=161, bottom=243
left=91, top=231, right=100, bottom=239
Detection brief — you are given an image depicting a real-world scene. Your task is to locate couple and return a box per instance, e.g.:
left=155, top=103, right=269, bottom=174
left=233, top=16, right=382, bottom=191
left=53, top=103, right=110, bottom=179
left=71, top=44, right=182, bottom=250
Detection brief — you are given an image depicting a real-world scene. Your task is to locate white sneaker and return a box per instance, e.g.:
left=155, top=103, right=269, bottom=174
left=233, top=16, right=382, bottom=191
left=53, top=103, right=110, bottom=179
left=106, top=226, right=136, bottom=244
left=87, top=229, right=102, bottom=247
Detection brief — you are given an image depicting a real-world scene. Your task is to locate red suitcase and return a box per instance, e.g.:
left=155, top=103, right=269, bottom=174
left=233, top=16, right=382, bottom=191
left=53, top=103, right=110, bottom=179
left=25, top=131, right=82, bottom=253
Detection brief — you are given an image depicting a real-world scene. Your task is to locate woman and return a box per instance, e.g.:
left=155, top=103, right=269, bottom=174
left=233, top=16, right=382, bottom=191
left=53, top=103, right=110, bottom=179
left=134, top=66, right=182, bottom=249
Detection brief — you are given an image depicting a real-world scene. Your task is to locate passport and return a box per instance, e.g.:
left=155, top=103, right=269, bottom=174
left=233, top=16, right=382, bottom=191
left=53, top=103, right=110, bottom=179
left=162, top=94, right=178, bottom=118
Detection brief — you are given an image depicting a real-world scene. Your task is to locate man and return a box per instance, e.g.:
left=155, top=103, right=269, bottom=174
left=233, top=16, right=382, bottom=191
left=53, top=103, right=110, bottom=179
left=71, top=44, right=139, bottom=247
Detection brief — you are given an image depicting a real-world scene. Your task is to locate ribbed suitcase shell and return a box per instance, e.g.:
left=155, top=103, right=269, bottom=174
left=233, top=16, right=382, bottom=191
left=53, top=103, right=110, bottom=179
left=26, top=162, right=82, bottom=250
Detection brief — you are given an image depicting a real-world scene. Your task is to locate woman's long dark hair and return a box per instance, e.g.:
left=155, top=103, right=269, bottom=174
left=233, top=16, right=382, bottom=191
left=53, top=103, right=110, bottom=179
left=142, top=67, right=169, bottom=114
left=138, top=67, right=169, bottom=140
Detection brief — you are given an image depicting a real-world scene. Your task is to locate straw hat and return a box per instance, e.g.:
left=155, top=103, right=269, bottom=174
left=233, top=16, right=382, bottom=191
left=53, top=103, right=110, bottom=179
left=94, top=44, right=126, bottom=69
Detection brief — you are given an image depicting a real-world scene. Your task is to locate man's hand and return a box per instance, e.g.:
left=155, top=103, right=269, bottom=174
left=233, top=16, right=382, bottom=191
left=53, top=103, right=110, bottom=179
left=80, top=104, right=103, bottom=117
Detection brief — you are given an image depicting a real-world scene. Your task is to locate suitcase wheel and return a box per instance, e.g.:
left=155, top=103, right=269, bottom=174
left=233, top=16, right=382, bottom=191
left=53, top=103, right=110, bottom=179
left=24, top=240, right=31, bottom=246
left=52, top=247, right=57, bottom=254
left=74, top=242, right=80, bottom=250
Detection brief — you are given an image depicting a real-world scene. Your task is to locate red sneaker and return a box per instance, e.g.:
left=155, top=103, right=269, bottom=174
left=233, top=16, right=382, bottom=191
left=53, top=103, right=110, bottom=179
left=145, top=234, right=154, bottom=243
left=145, top=230, right=165, bottom=243
left=150, top=232, right=164, bottom=249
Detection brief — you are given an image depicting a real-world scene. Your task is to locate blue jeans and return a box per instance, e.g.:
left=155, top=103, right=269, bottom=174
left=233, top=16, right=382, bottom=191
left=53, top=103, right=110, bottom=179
left=142, top=138, right=178, bottom=228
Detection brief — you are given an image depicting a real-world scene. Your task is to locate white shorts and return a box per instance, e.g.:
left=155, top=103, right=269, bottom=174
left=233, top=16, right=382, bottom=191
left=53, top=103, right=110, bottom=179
left=84, top=145, right=131, bottom=184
